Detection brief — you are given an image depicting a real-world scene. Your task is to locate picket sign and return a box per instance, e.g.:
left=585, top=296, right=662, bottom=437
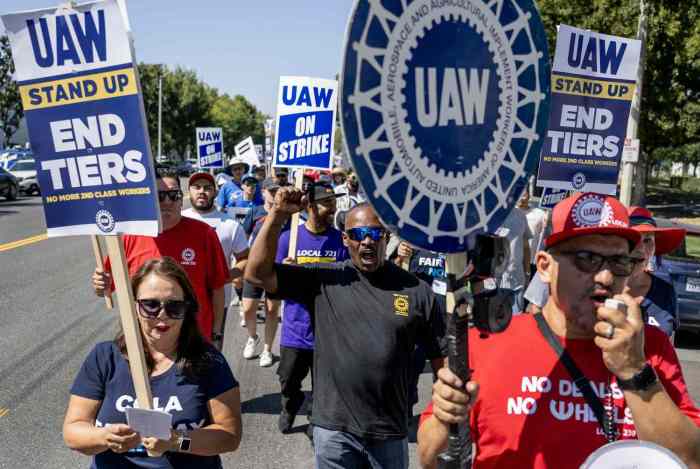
left=287, top=170, right=305, bottom=260
left=103, top=236, right=155, bottom=418
left=90, top=235, right=113, bottom=309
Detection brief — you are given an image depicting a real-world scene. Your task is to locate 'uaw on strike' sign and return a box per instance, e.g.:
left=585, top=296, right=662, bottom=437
left=273, top=76, right=338, bottom=170
left=341, top=0, right=550, bottom=252
left=536, top=25, right=641, bottom=195
left=196, top=127, right=224, bottom=169
left=1, top=0, right=159, bottom=237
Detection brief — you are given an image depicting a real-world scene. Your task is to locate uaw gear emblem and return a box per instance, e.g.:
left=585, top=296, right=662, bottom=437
left=341, top=0, right=550, bottom=252
left=95, top=209, right=116, bottom=233
left=572, top=194, right=614, bottom=227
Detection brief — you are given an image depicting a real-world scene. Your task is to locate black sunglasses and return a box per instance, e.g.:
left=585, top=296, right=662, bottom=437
left=555, top=250, right=636, bottom=277
left=158, top=190, right=183, bottom=202
left=346, top=226, right=386, bottom=242
left=136, top=299, right=190, bottom=320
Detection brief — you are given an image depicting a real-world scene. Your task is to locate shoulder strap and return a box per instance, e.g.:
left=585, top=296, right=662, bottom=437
left=534, top=314, right=616, bottom=440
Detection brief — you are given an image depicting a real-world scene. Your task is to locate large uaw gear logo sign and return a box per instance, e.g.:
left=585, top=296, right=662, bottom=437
left=341, top=0, right=550, bottom=252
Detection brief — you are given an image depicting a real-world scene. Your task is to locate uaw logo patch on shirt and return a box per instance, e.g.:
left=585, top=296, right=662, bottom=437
left=181, top=247, right=196, bottom=266
left=393, top=294, right=410, bottom=317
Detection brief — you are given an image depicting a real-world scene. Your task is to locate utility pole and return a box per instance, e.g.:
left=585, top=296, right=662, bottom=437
left=157, top=65, right=163, bottom=160
left=620, top=0, right=647, bottom=206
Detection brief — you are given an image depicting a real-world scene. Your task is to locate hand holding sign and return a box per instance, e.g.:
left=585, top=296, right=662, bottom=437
left=271, top=186, right=307, bottom=218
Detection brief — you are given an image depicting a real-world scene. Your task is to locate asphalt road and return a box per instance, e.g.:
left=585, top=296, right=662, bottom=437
left=1, top=194, right=699, bottom=469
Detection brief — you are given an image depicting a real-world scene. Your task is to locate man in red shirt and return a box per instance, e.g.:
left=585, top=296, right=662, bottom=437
left=418, top=192, right=700, bottom=469
left=92, top=169, right=229, bottom=347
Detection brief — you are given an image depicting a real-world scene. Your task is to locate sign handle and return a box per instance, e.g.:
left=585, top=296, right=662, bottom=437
left=287, top=170, right=304, bottom=260
left=439, top=252, right=473, bottom=469
left=91, top=235, right=113, bottom=309
left=104, top=235, right=157, bottom=454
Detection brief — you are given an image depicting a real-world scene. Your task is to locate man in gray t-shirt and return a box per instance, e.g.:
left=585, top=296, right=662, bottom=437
left=496, top=206, right=532, bottom=314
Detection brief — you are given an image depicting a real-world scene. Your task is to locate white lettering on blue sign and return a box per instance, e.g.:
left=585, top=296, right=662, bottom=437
left=27, top=10, right=107, bottom=68
left=414, top=67, right=490, bottom=128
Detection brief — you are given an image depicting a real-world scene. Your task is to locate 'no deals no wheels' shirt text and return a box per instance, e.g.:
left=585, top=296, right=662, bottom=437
left=275, top=224, right=348, bottom=350
left=274, top=260, right=446, bottom=439
left=420, top=315, right=700, bottom=469
left=71, top=342, right=238, bottom=469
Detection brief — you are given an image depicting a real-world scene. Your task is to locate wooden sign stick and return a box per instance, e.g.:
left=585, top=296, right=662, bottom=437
left=90, top=235, right=113, bottom=309
left=104, top=235, right=153, bottom=410
left=287, top=170, right=304, bottom=260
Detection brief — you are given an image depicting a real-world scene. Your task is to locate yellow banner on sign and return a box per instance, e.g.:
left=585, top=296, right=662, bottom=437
left=19, top=67, right=138, bottom=110
left=552, top=73, right=636, bottom=101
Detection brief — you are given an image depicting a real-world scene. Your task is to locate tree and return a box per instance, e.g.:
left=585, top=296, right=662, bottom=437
left=210, top=94, right=265, bottom=157
left=537, top=0, right=700, bottom=203
left=0, top=35, right=23, bottom=147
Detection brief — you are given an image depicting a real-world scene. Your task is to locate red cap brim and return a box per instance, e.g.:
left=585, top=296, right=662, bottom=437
left=632, top=225, right=686, bottom=255
left=545, top=226, right=642, bottom=250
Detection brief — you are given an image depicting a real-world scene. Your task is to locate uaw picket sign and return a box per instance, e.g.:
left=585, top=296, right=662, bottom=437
left=1, top=0, right=159, bottom=237
left=196, top=127, right=223, bottom=169
left=341, top=0, right=550, bottom=252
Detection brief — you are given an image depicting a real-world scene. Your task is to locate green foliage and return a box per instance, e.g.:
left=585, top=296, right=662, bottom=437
left=210, top=94, right=265, bottom=156
left=0, top=35, right=23, bottom=146
left=137, top=63, right=263, bottom=160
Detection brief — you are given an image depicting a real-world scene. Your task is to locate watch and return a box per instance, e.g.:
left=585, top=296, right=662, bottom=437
left=174, top=429, right=192, bottom=453
left=617, top=363, right=658, bottom=391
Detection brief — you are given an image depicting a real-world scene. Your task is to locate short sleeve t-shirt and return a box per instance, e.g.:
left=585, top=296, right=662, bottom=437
left=419, top=315, right=700, bottom=469
left=181, top=208, right=248, bottom=306
left=275, top=224, right=348, bottom=349
left=497, top=208, right=532, bottom=291
left=70, top=342, right=238, bottom=469
left=274, top=260, right=446, bottom=438
left=105, top=217, right=229, bottom=339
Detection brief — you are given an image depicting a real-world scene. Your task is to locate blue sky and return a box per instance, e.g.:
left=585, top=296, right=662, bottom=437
left=1, top=1, right=355, bottom=115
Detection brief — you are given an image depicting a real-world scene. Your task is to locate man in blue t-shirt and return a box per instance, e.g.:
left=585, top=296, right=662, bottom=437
left=218, top=172, right=263, bottom=225
left=275, top=183, right=347, bottom=436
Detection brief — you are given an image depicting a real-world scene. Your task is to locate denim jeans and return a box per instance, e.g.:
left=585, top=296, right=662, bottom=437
left=313, top=426, right=408, bottom=469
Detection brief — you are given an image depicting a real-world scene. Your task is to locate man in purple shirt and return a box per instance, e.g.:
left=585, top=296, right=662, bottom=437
left=275, top=183, right=347, bottom=436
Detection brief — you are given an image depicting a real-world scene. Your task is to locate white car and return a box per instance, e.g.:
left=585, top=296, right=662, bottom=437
left=10, top=159, right=40, bottom=195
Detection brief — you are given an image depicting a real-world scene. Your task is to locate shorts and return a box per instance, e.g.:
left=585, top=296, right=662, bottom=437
left=242, top=280, right=264, bottom=300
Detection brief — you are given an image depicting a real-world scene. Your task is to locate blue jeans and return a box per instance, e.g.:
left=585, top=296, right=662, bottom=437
left=313, top=426, right=408, bottom=469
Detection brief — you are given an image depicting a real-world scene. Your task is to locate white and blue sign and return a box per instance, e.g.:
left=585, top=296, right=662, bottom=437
left=341, top=0, right=551, bottom=252
left=196, top=127, right=223, bottom=169
left=1, top=0, right=159, bottom=237
left=539, top=187, right=571, bottom=209
left=536, top=25, right=641, bottom=195
left=273, top=76, right=338, bottom=170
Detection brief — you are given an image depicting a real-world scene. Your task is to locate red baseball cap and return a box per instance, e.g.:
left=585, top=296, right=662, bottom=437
left=627, top=206, right=686, bottom=255
left=188, top=172, right=215, bottom=186
left=544, top=192, right=641, bottom=249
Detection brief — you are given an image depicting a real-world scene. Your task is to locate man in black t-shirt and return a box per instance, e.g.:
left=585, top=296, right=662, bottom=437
left=246, top=188, right=446, bottom=469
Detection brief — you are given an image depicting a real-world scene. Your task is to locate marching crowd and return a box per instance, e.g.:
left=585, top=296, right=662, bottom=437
left=64, top=158, right=700, bottom=469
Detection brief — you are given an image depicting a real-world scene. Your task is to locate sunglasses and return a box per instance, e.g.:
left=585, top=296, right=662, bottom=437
left=346, top=226, right=386, bottom=242
left=158, top=190, right=183, bottom=202
left=555, top=250, right=636, bottom=277
left=136, top=298, right=190, bottom=320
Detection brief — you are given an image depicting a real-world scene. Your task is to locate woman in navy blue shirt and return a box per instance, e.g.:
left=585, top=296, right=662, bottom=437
left=626, top=207, right=686, bottom=338
left=63, top=257, right=241, bottom=468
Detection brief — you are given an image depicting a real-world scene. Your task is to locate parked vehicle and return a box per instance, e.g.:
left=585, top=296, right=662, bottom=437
left=9, top=159, right=40, bottom=195
left=0, top=167, right=19, bottom=200
left=176, top=160, right=196, bottom=177
left=656, top=219, right=700, bottom=335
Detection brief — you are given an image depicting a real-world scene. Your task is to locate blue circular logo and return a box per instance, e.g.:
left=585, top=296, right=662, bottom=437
left=95, top=209, right=116, bottom=233
left=341, top=0, right=550, bottom=252
left=572, top=171, right=586, bottom=190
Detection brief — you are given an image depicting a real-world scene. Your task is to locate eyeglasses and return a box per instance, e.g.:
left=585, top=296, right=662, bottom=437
left=555, top=250, right=636, bottom=276
left=158, top=190, right=183, bottom=202
left=136, top=298, right=190, bottom=320
left=346, top=226, right=386, bottom=242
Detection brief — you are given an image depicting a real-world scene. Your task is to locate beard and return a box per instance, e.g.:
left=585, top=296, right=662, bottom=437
left=193, top=197, right=214, bottom=211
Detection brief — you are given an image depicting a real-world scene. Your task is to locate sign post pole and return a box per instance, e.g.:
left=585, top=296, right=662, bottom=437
left=91, top=235, right=113, bottom=309
left=287, top=170, right=305, bottom=260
